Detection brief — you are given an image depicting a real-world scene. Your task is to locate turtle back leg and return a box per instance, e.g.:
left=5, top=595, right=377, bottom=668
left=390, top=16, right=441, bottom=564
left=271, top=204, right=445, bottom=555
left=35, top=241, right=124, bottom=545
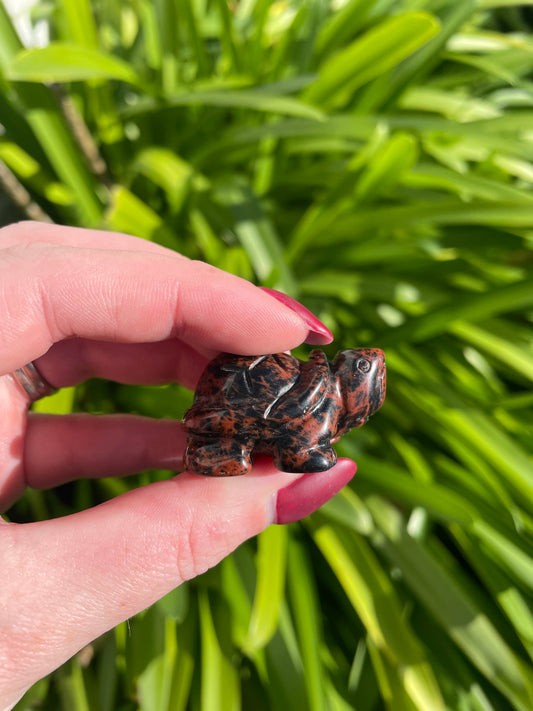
left=185, top=434, right=255, bottom=476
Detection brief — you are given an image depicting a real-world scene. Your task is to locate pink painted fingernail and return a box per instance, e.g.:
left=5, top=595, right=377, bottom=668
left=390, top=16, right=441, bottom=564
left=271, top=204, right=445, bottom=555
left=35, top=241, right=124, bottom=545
left=275, top=459, right=356, bottom=524
left=260, top=287, right=333, bottom=345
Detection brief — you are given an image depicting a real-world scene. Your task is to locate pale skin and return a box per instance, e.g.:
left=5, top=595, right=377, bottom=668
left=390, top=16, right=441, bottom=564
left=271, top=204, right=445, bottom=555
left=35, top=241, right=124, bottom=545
left=0, top=222, right=356, bottom=709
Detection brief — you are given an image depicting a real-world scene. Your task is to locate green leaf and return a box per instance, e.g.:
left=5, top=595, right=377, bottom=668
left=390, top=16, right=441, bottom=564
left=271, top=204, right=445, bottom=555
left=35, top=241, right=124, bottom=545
left=214, top=179, right=296, bottom=290
left=382, top=280, right=533, bottom=344
left=58, top=0, right=99, bottom=48
left=104, top=186, right=177, bottom=248
left=132, top=88, right=326, bottom=120
left=329, top=201, right=533, bottom=240
left=96, top=634, right=118, bottom=711
left=405, top=163, right=533, bottom=203
left=7, top=44, right=143, bottom=86
left=313, top=0, right=376, bottom=62
left=0, top=141, right=73, bottom=205
left=357, top=456, right=477, bottom=526
left=434, top=408, right=533, bottom=506
left=137, top=617, right=180, bottom=711
left=245, top=525, right=288, bottom=652
left=382, top=1, right=477, bottom=109
left=131, top=146, right=209, bottom=213
left=366, top=638, right=419, bottom=711
left=304, top=12, right=440, bottom=109
left=198, top=590, right=241, bottom=711
left=313, top=524, right=447, bottom=711
left=450, top=322, right=533, bottom=383
left=354, top=132, right=419, bottom=202
left=31, top=387, right=76, bottom=414
left=57, top=660, right=90, bottom=711
left=0, top=7, right=102, bottom=224
left=288, top=537, right=327, bottom=711
left=479, top=0, right=533, bottom=6
left=369, top=498, right=533, bottom=711
left=473, top=521, right=533, bottom=592
left=168, top=612, right=197, bottom=711
left=264, top=604, right=308, bottom=710
left=452, top=525, right=533, bottom=660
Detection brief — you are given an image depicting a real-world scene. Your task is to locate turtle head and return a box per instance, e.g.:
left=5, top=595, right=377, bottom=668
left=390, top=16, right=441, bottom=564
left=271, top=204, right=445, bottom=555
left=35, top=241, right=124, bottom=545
left=332, top=348, right=386, bottom=437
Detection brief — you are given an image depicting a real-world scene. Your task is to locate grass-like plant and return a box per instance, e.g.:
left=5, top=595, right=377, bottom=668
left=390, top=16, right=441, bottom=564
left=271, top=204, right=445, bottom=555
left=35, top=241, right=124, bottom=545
left=1, top=1, right=533, bottom=709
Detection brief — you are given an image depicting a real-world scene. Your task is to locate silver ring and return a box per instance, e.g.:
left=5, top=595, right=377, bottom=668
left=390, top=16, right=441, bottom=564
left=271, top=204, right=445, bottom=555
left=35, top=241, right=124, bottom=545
left=11, top=361, right=57, bottom=402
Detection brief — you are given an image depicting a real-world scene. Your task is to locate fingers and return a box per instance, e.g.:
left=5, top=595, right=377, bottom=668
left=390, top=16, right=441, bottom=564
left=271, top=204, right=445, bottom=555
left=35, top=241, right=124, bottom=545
left=0, top=458, right=355, bottom=704
left=1, top=220, right=179, bottom=256
left=0, top=234, right=310, bottom=374
left=34, top=338, right=209, bottom=390
left=24, top=414, right=187, bottom=490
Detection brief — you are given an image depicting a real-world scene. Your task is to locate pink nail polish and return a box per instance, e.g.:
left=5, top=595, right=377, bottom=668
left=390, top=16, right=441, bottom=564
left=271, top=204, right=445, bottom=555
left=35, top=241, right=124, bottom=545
left=260, top=287, right=333, bottom=345
left=275, top=459, right=356, bottom=524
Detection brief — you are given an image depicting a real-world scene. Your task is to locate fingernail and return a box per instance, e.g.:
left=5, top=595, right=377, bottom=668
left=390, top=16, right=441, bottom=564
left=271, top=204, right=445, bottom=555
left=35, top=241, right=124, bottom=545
left=260, top=287, right=333, bottom=345
left=275, top=459, right=356, bottom=524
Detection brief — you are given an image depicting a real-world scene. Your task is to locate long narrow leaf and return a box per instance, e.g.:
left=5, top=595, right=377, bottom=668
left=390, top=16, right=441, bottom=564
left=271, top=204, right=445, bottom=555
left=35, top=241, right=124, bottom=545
left=287, top=536, right=327, bottom=711
left=7, top=45, right=143, bottom=85
left=369, top=497, right=533, bottom=711
left=304, top=13, right=440, bottom=109
left=198, top=590, right=240, bottom=711
left=313, top=523, right=446, bottom=711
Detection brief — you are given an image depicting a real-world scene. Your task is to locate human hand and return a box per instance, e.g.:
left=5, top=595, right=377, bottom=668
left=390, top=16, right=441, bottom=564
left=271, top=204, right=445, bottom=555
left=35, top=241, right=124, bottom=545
left=0, top=222, right=356, bottom=709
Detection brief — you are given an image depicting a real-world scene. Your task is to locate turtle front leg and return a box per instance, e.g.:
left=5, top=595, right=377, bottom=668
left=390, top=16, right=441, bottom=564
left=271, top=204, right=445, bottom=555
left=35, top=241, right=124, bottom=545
left=273, top=438, right=337, bottom=474
left=185, top=435, right=254, bottom=476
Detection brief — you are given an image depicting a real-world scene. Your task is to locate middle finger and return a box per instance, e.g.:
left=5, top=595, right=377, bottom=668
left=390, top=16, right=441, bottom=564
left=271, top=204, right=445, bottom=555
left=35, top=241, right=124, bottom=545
left=35, top=338, right=210, bottom=391
left=24, top=413, right=187, bottom=492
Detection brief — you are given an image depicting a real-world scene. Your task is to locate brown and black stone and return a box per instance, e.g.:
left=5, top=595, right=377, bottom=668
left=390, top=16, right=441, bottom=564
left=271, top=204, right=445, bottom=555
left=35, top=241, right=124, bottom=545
left=183, top=348, right=386, bottom=476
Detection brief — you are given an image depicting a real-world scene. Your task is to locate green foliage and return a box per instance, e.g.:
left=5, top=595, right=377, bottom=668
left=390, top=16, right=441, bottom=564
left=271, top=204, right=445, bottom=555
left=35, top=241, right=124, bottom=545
left=1, top=0, right=532, bottom=709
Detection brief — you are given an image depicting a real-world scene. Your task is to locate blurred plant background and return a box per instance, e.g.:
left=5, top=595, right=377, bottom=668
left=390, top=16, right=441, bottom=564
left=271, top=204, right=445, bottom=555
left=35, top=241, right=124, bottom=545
left=1, top=0, right=533, bottom=709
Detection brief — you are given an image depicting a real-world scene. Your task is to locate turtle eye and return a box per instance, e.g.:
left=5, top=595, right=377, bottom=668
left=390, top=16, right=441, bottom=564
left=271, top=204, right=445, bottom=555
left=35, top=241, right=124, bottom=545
left=356, top=358, right=371, bottom=374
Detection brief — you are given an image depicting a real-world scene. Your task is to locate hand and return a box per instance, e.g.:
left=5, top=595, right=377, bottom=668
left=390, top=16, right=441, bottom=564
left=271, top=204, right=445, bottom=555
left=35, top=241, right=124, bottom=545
left=0, top=222, right=356, bottom=709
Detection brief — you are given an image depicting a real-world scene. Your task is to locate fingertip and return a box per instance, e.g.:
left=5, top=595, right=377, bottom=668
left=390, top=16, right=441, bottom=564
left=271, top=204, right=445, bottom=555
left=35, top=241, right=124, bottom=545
left=259, top=287, right=334, bottom=346
left=274, top=458, right=356, bottom=525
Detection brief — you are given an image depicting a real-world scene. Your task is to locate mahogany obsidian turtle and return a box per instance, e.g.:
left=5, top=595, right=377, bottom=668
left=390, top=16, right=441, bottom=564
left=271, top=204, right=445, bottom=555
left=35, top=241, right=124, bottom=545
left=183, top=348, right=386, bottom=477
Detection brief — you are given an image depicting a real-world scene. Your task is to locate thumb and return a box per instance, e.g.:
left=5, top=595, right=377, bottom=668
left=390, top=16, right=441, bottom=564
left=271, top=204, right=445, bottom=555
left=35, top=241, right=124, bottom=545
left=1, top=459, right=355, bottom=706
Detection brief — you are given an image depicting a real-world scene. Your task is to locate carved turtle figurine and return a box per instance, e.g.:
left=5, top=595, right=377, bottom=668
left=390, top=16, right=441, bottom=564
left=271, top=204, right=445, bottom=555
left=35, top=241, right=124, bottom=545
left=183, top=348, right=386, bottom=477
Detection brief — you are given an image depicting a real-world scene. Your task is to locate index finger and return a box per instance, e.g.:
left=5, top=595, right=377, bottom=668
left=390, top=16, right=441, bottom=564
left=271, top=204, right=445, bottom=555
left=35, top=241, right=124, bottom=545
left=0, top=237, right=309, bottom=373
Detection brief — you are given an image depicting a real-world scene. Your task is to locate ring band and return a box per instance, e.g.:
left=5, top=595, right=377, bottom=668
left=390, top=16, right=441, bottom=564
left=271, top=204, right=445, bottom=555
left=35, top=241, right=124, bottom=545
left=11, top=362, right=57, bottom=402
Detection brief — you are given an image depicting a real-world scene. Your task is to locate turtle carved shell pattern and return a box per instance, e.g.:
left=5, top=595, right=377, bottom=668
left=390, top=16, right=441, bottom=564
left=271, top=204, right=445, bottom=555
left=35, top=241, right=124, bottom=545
left=183, top=348, right=386, bottom=477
